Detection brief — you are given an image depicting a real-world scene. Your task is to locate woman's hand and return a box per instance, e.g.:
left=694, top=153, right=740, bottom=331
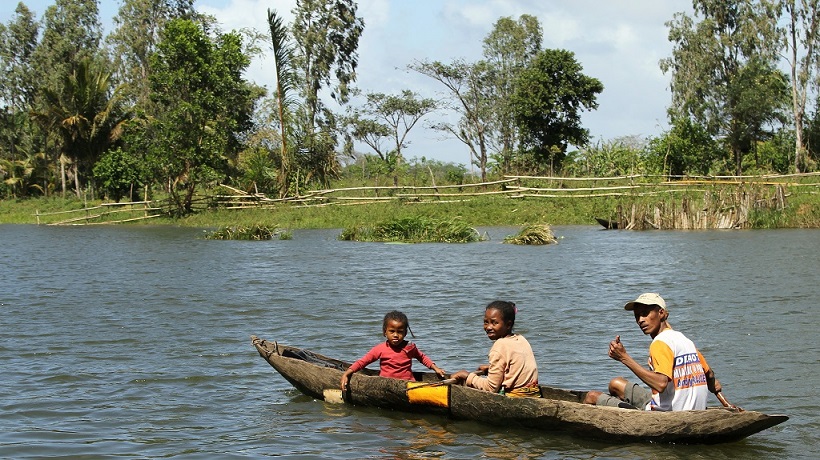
left=450, top=370, right=469, bottom=383
left=475, top=365, right=489, bottom=375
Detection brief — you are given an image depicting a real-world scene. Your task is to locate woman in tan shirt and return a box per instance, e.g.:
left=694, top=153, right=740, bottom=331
left=451, top=301, right=540, bottom=397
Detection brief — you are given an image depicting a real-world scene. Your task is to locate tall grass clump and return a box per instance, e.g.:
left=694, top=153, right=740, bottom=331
left=339, top=216, right=485, bottom=243
left=205, top=224, right=279, bottom=240
left=503, top=224, right=558, bottom=245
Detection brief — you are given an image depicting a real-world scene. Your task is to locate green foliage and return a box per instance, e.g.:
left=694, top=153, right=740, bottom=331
left=0, top=3, right=39, bottom=111
left=482, top=14, right=543, bottom=174
left=146, top=18, right=258, bottom=215
left=410, top=59, right=496, bottom=182
left=565, top=137, right=648, bottom=177
left=503, top=223, right=557, bottom=245
left=107, top=0, right=197, bottom=109
left=205, top=224, right=278, bottom=240
left=0, top=151, right=48, bottom=198
left=267, top=8, right=298, bottom=197
left=751, top=131, right=795, bottom=174
left=347, top=90, right=438, bottom=185
left=32, top=57, right=128, bottom=197
left=339, top=216, right=485, bottom=243
left=646, top=118, right=722, bottom=176
left=510, top=48, right=603, bottom=175
left=31, top=0, right=103, bottom=94
left=661, top=1, right=787, bottom=175
left=93, top=147, right=143, bottom=202
left=236, top=147, right=278, bottom=194
left=287, top=0, right=364, bottom=193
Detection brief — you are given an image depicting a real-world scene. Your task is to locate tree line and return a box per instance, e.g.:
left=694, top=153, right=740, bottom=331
left=0, top=0, right=818, bottom=215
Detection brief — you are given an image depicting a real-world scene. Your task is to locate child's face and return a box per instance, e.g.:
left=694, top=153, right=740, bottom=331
left=483, top=308, right=512, bottom=341
left=383, top=319, right=408, bottom=346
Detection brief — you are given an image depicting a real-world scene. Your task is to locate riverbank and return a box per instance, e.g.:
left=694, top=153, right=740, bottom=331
left=3, top=186, right=819, bottom=229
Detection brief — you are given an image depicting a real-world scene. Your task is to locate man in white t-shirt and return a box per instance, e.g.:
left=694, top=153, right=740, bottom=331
left=583, top=293, right=740, bottom=411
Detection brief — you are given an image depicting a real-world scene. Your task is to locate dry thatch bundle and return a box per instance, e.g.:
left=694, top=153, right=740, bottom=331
left=503, top=224, right=558, bottom=245
left=205, top=224, right=278, bottom=240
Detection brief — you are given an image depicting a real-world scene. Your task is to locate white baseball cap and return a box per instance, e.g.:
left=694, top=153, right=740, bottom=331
left=624, top=293, right=667, bottom=311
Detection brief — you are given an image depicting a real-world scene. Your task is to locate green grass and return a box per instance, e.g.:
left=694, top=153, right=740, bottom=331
left=339, top=216, right=485, bottom=243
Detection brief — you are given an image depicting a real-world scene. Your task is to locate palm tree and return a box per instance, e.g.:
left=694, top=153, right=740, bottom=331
left=33, top=57, right=129, bottom=198
left=268, top=8, right=298, bottom=198
left=0, top=151, right=47, bottom=198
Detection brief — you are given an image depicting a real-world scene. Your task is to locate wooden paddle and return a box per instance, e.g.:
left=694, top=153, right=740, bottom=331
left=405, top=378, right=458, bottom=391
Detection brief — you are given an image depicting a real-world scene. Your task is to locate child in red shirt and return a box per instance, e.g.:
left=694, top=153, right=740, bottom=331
left=340, top=311, right=445, bottom=390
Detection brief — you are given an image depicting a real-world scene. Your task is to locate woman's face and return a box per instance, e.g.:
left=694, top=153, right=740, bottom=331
left=483, top=308, right=512, bottom=340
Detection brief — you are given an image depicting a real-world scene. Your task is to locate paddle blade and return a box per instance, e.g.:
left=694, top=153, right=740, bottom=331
left=323, top=389, right=344, bottom=404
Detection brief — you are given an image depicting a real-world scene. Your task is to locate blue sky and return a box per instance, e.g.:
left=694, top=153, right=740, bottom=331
left=2, top=0, right=694, bottom=166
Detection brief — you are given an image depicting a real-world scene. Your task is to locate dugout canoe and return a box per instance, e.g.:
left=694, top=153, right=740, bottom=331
left=251, top=335, right=787, bottom=444
left=595, top=217, right=620, bottom=229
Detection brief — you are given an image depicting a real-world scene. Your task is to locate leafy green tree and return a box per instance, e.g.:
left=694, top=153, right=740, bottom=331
left=30, top=0, right=102, bottom=94
left=410, top=59, right=496, bottom=181
left=482, top=14, right=542, bottom=173
left=93, top=147, right=143, bottom=201
left=661, top=0, right=785, bottom=175
left=780, top=0, right=820, bottom=172
left=646, top=118, right=722, bottom=176
left=510, top=48, right=603, bottom=175
left=0, top=3, right=43, bottom=184
left=754, top=129, right=795, bottom=173
left=727, top=57, right=790, bottom=171
left=0, top=3, right=39, bottom=112
left=348, top=90, right=437, bottom=186
left=106, top=0, right=196, bottom=110
left=146, top=19, right=258, bottom=215
left=290, top=0, right=364, bottom=188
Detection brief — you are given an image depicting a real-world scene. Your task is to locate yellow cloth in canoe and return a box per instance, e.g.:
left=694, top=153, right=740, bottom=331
left=406, top=382, right=450, bottom=408
left=506, top=383, right=542, bottom=398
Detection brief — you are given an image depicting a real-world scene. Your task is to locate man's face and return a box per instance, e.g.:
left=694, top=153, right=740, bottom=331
left=632, top=304, right=665, bottom=338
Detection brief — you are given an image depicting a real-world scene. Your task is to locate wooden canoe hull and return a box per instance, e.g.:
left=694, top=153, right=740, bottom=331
left=595, top=217, right=620, bottom=229
left=251, top=336, right=787, bottom=444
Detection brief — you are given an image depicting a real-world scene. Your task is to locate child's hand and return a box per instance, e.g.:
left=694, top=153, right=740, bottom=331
left=432, top=365, right=446, bottom=379
left=340, top=372, right=351, bottom=391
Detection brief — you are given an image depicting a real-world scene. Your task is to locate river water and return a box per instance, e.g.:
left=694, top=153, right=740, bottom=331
left=0, top=224, right=817, bottom=459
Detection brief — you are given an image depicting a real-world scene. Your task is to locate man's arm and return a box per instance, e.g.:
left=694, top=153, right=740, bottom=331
left=608, top=336, right=670, bottom=393
left=705, top=368, right=743, bottom=411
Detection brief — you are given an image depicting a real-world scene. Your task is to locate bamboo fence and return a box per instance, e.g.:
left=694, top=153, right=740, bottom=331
left=34, top=172, right=819, bottom=228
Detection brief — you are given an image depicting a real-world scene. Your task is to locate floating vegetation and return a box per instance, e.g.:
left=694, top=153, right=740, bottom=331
left=339, top=216, right=485, bottom=243
left=205, top=224, right=279, bottom=240
left=503, top=224, right=558, bottom=245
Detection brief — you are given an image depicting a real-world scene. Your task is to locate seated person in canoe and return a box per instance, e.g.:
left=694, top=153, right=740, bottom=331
left=583, top=293, right=740, bottom=411
left=340, top=310, right=445, bottom=390
left=451, top=301, right=540, bottom=397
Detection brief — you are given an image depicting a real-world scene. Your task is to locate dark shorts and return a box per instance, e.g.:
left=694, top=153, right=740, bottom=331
left=595, top=380, right=652, bottom=409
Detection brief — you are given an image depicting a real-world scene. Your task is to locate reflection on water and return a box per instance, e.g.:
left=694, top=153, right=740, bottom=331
left=0, top=224, right=817, bottom=459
